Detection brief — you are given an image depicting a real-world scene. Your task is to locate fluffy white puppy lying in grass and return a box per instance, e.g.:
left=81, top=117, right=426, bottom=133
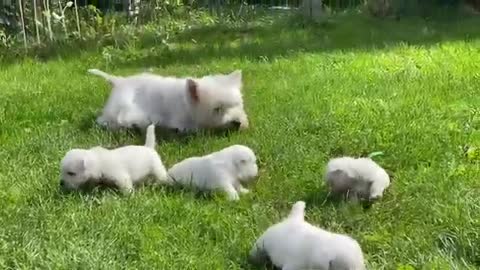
left=325, top=156, right=391, bottom=201
left=167, top=145, right=258, bottom=201
left=88, top=68, right=249, bottom=132
left=249, top=201, right=366, bottom=270
left=60, top=124, right=169, bottom=193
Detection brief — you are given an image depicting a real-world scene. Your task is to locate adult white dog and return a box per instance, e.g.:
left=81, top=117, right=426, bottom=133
left=249, top=201, right=366, bottom=270
left=167, top=145, right=258, bottom=200
left=60, top=124, right=169, bottom=193
left=88, top=68, right=249, bottom=132
left=325, top=156, right=391, bottom=200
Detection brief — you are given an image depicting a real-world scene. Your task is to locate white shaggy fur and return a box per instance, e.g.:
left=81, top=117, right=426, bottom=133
left=88, top=69, right=249, bottom=132
left=249, top=201, right=366, bottom=270
left=60, top=124, right=168, bottom=193
left=167, top=145, right=258, bottom=201
left=325, top=156, right=390, bottom=200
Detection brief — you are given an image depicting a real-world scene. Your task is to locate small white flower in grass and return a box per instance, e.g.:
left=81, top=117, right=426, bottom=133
left=66, top=1, right=74, bottom=8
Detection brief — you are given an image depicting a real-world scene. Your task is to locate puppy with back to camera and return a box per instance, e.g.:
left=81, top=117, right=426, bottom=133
left=88, top=68, right=249, bottom=132
left=167, top=145, right=258, bottom=201
left=60, top=124, right=170, bottom=193
left=325, top=156, right=391, bottom=201
left=249, top=201, right=366, bottom=270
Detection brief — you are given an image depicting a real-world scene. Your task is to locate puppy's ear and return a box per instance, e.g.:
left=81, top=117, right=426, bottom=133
left=80, top=157, right=88, bottom=171
left=234, top=159, right=250, bottom=173
left=228, top=70, right=242, bottom=87
left=186, top=79, right=200, bottom=103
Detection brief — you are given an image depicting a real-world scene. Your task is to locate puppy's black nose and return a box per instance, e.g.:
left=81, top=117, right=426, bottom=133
left=60, top=180, right=65, bottom=187
left=230, top=120, right=241, bottom=129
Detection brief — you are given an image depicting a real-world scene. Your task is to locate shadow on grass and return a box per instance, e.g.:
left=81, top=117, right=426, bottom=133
left=53, top=180, right=199, bottom=199
left=303, top=189, right=376, bottom=210
left=3, top=10, right=480, bottom=69
left=54, top=181, right=125, bottom=198
left=54, top=182, right=246, bottom=204
left=78, top=111, right=246, bottom=144
left=111, top=11, right=480, bottom=70
left=153, top=184, right=238, bottom=201
left=240, top=260, right=280, bottom=270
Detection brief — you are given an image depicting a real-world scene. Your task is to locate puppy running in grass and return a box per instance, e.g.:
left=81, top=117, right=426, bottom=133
left=325, top=156, right=391, bottom=201
left=249, top=201, right=366, bottom=270
left=60, top=124, right=169, bottom=194
left=88, top=68, right=249, bottom=132
left=167, top=145, right=258, bottom=201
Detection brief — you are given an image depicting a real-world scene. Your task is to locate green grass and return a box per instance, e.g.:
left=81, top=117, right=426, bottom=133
left=1, top=12, right=480, bottom=269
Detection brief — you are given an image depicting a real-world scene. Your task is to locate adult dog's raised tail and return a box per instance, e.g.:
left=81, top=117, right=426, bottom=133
left=145, top=124, right=156, bottom=149
left=88, top=69, right=119, bottom=84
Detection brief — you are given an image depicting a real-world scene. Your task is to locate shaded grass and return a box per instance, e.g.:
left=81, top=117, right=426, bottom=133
left=1, top=12, right=480, bottom=269
left=109, top=11, right=480, bottom=69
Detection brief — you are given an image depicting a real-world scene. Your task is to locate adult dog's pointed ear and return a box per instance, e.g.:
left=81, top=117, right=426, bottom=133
left=187, top=79, right=200, bottom=103
left=228, top=70, right=242, bottom=88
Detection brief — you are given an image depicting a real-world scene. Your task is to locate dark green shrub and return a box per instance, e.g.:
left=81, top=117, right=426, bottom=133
left=366, top=0, right=464, bottom=17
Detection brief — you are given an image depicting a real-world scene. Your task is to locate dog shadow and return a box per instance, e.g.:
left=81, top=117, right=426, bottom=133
left=149, top=184, right=221, bottom=201
left=77, top=114, right=244, bottom=145
left=78, top=112, right=99, bottom=132
left=54, top=181, right=203, bottom=201
left=238, top=247, right=282, bottom=270
left=54, top=177, right=246, bottom=202
left=56, top=181, right=126, bottom=198
left=239, top=260, right=279, bottom=270
left=303, top=189, right=375, bottom=210
left=153, top=126, right=243, bottom=144
left=153, top=181, right=258, bottom=202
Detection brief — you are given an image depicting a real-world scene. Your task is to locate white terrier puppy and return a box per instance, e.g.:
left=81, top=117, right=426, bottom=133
left=325, top=156, right=391, bottom=200
left=249, top=201, right=366, bottom=270
left=88, top=69, right=249, bottom=132
left=60, top=124, right=169, bottom=193
left=167, top=145, right=258, bottom=201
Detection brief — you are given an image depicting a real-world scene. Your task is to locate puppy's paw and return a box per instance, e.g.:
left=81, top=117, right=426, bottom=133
left=117, top=180, right=134, bottom=195
left=239, top=187, right=250, bottom=194
left=120, top=187, right=134, bottom=195
left=96, top=117, right=121, bottom=130
left=96, top=116, right=109, bottom=126
left=226, top=192, right=240, bottom=201
left=239, top=120, right=249, bottom=130
left=369, top=194, right=383, bottom=201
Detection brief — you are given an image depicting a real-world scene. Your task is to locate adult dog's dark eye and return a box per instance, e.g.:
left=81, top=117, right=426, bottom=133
left=67, top=172, right=76, bottom=176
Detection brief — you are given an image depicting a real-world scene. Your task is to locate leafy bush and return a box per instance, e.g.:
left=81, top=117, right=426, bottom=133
left=0, top=1, right=223, bottom=61
left=0, top=0, right=275, bottom=62
left=1, top=0, right=477, bottom=62
left=366, top=0, right=465, bottom=17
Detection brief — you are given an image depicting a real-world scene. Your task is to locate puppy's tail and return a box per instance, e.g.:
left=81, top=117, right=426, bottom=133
left=144, top=124, right=156, bottom=149
left=88, top=69, right=119, bottom=84
left=288, top=201, right=306, bottom=221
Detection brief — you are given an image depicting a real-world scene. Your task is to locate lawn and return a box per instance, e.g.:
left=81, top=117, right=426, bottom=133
left=1, top=12, right=480, bottom=269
